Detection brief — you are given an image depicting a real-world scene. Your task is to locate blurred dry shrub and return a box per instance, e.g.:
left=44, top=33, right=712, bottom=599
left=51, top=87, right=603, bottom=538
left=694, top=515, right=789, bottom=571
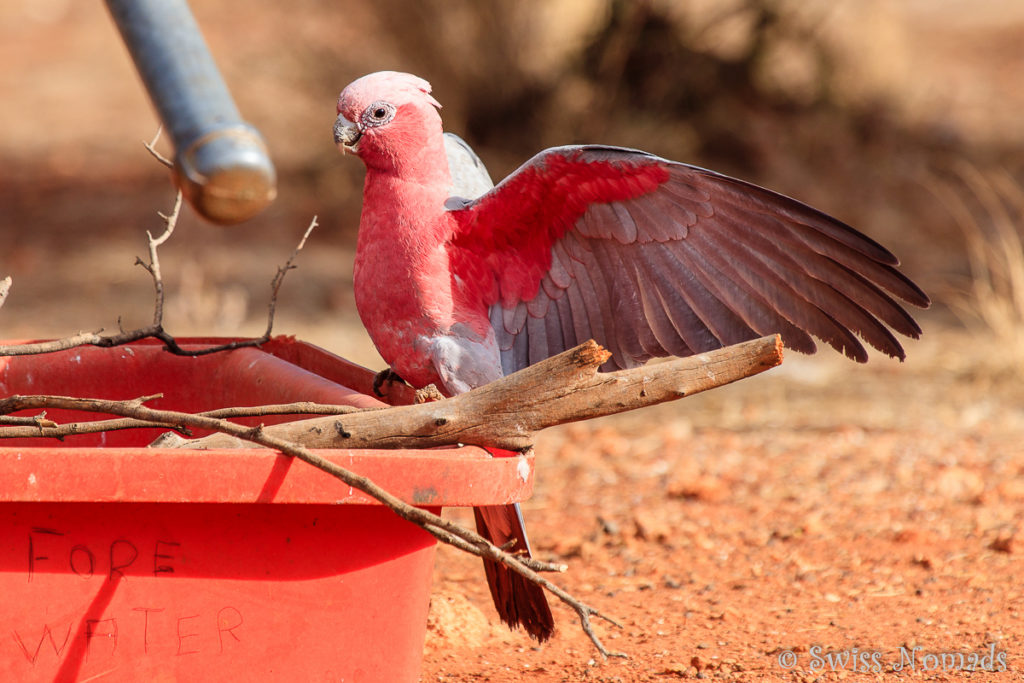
left=356, top=0, right=899, bottom=170
left=165, top=259, right=250, bottom=335
left=928, top=164, right=1024, bottom=377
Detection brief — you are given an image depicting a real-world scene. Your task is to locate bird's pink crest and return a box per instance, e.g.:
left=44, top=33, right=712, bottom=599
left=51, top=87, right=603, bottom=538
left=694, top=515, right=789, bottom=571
left=337, top=71, right=441, bottom=118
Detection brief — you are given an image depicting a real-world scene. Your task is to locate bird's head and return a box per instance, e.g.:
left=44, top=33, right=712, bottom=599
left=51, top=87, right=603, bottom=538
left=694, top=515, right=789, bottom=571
left=334, top=71, right=444, bottom=175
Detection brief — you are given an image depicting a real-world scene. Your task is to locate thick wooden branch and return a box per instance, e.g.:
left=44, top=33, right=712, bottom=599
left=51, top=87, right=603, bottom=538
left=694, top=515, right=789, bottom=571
left=169, top=335, right=783, bottom=452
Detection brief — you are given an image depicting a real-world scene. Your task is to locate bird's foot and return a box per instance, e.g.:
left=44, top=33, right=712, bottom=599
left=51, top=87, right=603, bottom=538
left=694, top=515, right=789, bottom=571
left=372, top=367, right=407, bottom=397
left=414, top=384, right=445, bottom=404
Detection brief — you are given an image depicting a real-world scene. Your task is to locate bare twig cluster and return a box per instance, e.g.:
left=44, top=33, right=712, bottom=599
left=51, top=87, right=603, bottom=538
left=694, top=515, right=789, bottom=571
left=0, top=131, right=315, bottom=359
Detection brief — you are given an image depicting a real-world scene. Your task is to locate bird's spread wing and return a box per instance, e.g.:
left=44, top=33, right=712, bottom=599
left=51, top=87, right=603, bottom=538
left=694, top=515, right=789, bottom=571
left=448, top=145, right=930, bottom=374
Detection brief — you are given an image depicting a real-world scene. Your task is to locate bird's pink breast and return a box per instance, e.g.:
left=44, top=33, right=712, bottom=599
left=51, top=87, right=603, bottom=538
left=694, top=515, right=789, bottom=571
left=353, top=174, right=490, bottom=388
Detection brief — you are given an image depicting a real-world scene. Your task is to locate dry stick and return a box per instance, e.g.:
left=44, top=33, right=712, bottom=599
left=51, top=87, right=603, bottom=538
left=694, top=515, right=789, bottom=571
left=212, top=428, right=627, bottom=656
left=138, top=189, right=183, bottom=326
left=169, top=335, right=784, bottom=452
left=0, top=414, right=57, bottom=429
left=143, top=127, right=174, bottom=169
left=0, top=214, right=315, bottom=358
left=0, top=276, right=11, bottom=311
left=0, top=401, right=368, bottom=440
left=0, top=337, right=781, bottom=450
left=146, top=215, right=317, bottom=358
left=260, top=218, right=317, bottom=341
left=0, top=330, right=110, bottom=356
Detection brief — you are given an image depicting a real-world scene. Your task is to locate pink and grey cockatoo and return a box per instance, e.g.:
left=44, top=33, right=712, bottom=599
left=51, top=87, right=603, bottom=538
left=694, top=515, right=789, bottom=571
left=333, top=71, right=929, bottom=642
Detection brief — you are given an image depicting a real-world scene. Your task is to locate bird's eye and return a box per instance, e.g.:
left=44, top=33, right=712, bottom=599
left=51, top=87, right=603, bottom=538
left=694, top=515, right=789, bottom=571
left=361, top=101, right=396, bottom=128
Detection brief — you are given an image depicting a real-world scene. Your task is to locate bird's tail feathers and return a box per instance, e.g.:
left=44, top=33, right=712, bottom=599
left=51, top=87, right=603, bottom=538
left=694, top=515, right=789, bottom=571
left=473, top=503, right=554, bottom=642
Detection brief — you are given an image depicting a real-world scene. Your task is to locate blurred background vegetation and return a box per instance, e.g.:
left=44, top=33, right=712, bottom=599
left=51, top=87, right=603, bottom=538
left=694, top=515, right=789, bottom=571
left=2, top=0, right=1023, bottom=375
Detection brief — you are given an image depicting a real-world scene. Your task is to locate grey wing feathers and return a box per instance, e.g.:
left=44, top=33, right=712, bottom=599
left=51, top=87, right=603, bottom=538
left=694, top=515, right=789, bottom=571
left=444, top=132, right=494, bottom=202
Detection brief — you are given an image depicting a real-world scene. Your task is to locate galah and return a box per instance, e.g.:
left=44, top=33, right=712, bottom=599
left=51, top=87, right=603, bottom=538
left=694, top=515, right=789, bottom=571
left=333, top=71, right=929, bottom=642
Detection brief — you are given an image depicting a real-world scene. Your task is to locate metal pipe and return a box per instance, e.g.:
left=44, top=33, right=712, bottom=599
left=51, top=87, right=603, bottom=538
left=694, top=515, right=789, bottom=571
left=106, top=0, right=276, bottom=225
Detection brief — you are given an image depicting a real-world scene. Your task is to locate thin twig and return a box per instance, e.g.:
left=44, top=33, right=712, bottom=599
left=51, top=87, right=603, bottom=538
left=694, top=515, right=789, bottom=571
left=264, top=216, right=318, bottom=339
left=0, top=414, right=57, bottom=429
left=0, top=276, right=11, bottom=311
left=0, top=330, right=111, bottom=356
left=0, top=401, right=369, bottom=440
left=0, top=416, right=191, bottom=440
left=140, top=190, right=183, bottom=326
left=143, top=127, right=174, bottom=169
left=200, top=400, right=369, bottom=419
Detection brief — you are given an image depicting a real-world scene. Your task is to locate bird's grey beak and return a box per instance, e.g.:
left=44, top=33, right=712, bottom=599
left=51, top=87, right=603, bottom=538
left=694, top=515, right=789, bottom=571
left=334, top=114, right=361, bottom=153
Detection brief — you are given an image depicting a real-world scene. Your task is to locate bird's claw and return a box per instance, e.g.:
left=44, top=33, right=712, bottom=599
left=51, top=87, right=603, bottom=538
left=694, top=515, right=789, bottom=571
left=372, top=368, right=406, bottom=397
left=414, top=384, right=445, bottom=404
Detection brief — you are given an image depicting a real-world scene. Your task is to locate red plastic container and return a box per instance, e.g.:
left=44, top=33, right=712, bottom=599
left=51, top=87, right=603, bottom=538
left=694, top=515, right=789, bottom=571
left=0, top=338, right=534, bottom=682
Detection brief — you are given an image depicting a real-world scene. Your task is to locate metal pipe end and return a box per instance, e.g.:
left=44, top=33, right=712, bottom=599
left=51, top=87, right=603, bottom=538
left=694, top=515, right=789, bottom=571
left=175, top=124, right=277, bottom=225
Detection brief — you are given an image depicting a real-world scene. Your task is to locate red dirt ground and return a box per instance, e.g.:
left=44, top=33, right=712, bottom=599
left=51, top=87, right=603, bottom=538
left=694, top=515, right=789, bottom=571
left=420, top=331, right=1024, bottom=681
